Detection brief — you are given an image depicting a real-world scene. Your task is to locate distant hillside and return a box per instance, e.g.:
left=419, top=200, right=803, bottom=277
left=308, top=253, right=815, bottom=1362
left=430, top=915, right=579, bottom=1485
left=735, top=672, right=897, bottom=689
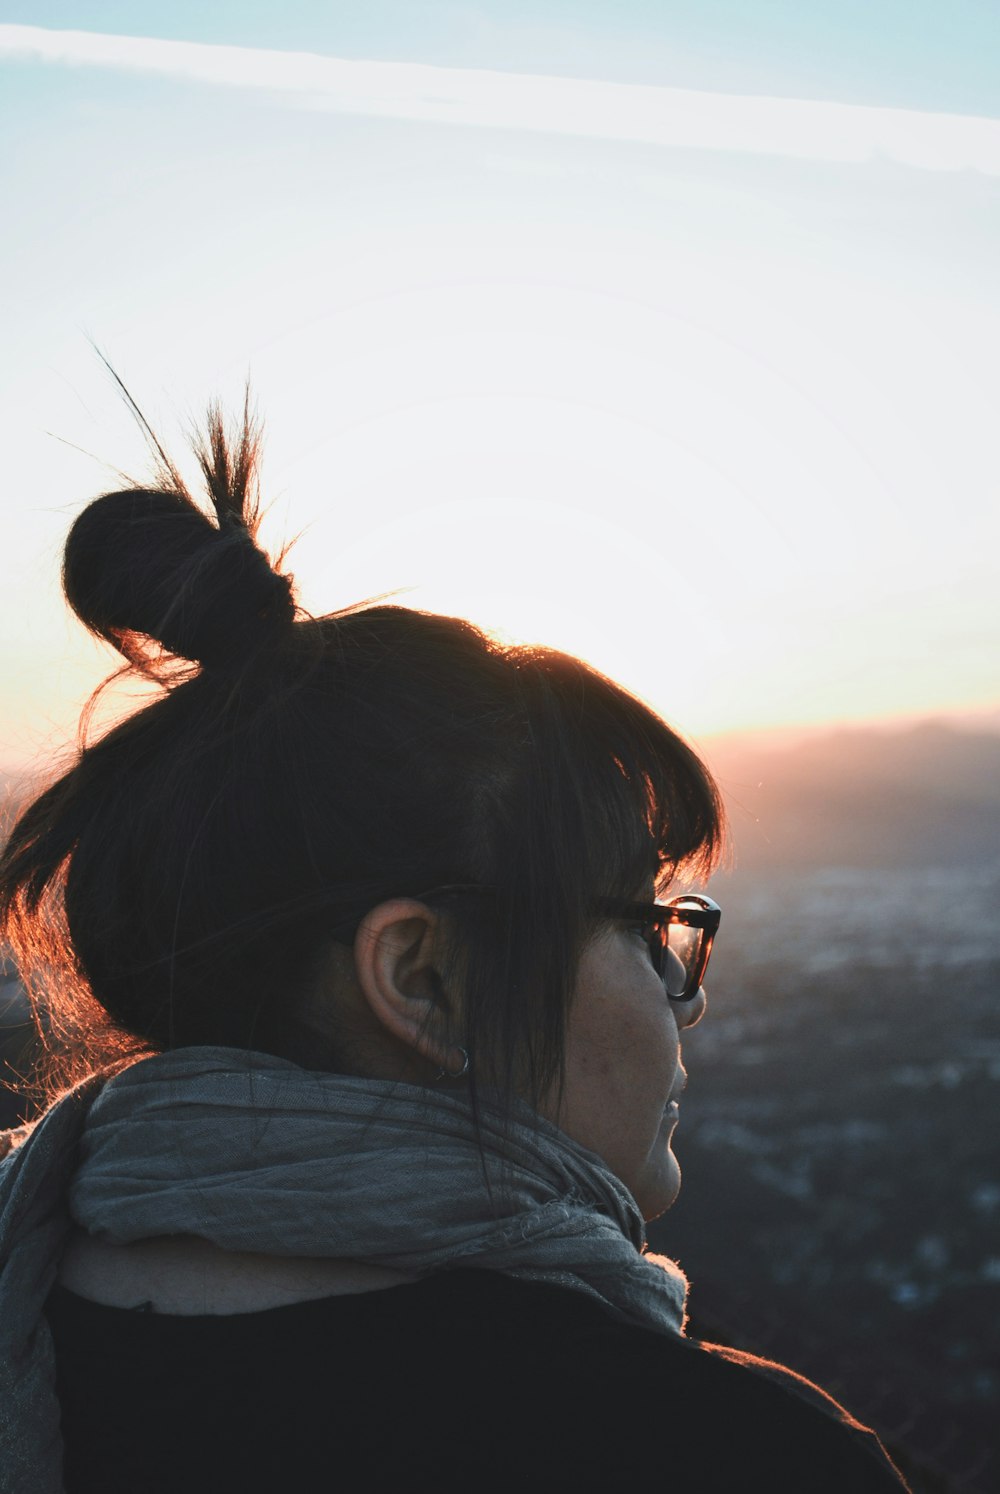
left=702, top=720, right=1000, bottom=872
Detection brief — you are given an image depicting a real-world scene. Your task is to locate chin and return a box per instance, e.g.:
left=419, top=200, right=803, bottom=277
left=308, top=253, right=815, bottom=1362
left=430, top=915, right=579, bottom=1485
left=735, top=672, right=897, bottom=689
left=637, top=1154, right=682, bottom=1222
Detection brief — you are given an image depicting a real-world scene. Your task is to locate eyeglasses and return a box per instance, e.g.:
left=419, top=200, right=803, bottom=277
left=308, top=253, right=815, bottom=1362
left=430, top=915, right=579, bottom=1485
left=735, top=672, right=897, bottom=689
left=595, top=892, right=722, bottom=1001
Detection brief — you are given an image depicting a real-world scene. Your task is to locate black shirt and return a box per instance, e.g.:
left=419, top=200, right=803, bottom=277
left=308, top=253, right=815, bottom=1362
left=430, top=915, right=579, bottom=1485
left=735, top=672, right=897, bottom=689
left=46, top=1270, right=908, bottom=1492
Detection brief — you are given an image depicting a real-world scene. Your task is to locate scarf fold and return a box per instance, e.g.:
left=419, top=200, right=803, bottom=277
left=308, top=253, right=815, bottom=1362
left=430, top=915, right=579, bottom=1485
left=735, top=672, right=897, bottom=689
left=0, top=1046, right=688, bottom=1494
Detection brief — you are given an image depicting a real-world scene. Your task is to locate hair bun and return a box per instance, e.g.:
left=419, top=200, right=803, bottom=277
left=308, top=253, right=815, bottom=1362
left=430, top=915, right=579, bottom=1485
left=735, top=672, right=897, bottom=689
left=63, top=486, right=295, bottom=671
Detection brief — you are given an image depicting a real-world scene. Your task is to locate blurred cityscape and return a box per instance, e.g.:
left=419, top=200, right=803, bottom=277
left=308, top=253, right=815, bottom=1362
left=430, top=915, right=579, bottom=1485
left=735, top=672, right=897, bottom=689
left=650, top=721, right=1000, bottom=1493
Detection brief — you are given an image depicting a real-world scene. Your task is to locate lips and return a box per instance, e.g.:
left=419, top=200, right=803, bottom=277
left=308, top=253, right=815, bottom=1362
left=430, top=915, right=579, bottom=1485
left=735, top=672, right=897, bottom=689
left=666, top=1078, right=686, bottom=1109
left=664, top=1071, right=687, bottom=1113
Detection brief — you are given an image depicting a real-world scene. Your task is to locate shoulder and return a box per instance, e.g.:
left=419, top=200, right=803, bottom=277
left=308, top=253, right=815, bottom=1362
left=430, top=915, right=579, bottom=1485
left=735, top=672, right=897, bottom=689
left=414, top=1272, right=910, bottom=1490
left=48, top=1267, right=910, bottom=1492
left=679, top=1339, right=910, bottom=1490
left=698, top=1339, right=876, bottom=1428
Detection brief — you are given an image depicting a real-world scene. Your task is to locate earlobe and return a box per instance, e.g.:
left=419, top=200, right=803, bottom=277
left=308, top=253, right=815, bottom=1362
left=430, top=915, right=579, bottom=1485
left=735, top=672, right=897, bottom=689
left=352, top=900, right=458, bottom=1072
left=435, top=1046, right=470, bottom=1082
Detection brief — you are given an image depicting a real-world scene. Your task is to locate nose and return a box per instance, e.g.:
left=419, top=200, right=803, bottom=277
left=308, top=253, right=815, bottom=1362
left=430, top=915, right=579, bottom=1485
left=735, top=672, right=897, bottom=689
left=670, top=985, right=707, bottom=1030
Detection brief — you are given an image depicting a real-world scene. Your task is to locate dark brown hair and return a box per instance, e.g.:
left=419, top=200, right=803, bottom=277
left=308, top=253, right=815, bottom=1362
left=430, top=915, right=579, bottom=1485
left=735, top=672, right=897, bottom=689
left=0, top=402, right=725, bottom=1120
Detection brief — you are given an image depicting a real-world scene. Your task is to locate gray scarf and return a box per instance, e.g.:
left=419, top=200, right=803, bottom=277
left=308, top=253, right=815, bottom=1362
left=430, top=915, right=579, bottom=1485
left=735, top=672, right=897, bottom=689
left=0, top=1047, right=688, bottom=1493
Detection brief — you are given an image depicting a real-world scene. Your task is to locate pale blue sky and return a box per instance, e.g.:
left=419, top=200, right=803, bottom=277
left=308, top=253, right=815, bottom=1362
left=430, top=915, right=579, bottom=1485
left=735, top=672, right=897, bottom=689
left=3, top=1, right=999, bottom=112
left=1, top=8, right=998, bottom=765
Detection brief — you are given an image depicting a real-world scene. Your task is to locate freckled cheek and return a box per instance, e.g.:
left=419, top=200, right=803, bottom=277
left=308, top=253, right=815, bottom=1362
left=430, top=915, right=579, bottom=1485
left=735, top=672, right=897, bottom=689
left=568, top=1028, right=621, bottom=1089
left=640, top=1011, right=680, bottom=1106
left=610, top=1011, right=676, bottom=1106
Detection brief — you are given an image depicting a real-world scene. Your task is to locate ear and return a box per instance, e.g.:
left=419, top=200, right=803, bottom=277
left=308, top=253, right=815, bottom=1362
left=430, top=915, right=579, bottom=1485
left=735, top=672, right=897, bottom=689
left=352, top=899, right=461, bottom=1074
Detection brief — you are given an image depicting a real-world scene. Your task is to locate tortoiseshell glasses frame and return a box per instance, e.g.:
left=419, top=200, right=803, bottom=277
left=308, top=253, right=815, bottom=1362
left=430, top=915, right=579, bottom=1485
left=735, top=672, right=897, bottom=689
left=594, top=892, right=722, bottom=1001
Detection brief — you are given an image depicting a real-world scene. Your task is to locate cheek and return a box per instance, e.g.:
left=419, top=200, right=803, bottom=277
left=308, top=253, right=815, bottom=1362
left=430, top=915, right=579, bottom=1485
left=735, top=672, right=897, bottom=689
left=613, top=1006, right=676, bottom=1096
left=601, top=949, right=677, bottom=1068
left=615, top=955, right=680, bottom=1071
left=574, top=982, right=679, bottom=1118
left=551, top=935, right=681, bottom=1160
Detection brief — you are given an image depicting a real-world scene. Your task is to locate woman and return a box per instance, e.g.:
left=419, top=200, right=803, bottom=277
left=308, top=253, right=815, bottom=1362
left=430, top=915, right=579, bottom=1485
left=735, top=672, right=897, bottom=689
left=0, top=406, right=907, bottom=1492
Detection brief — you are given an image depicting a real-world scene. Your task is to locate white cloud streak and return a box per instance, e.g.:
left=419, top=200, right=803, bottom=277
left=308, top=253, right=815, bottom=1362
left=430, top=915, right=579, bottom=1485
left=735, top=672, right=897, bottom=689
left=3, top=23, right=1000, bottom=176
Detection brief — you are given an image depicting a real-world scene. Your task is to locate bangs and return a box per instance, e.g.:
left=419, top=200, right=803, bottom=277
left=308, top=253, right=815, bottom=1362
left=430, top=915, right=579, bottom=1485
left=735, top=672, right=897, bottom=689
left=464, top=644, right=728, bottom=1112
left=615, top=712, right=727, bottom=897
left=517, top=647, right=727, bottom=907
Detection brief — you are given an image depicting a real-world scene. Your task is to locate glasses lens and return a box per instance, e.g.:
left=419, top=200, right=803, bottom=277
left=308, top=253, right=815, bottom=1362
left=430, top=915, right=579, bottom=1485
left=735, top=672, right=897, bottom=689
left=665, top=922, right=703, bottom=998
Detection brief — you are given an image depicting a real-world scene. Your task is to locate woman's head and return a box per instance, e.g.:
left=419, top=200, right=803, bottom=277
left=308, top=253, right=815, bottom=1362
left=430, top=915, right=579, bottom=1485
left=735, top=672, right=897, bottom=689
left=0, top=403, right=725, bottom=1136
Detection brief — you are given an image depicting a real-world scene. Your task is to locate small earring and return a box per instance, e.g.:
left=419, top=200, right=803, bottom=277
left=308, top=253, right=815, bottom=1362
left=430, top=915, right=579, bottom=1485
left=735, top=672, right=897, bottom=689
left=435, top=1046, right=470, bottom=1081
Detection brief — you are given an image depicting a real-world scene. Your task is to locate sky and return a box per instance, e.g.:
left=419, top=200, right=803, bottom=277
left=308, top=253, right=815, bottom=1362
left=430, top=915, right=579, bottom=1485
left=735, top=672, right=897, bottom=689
left=1, top=3, right=999, bottom=768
